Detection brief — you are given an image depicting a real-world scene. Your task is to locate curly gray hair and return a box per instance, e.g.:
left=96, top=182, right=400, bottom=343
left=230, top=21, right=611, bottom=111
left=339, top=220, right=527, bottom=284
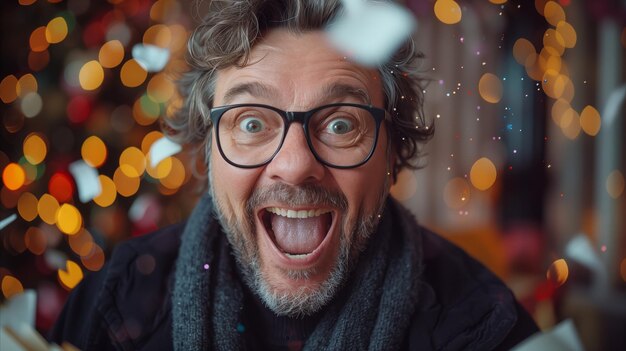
left=164, top=0, right=433, bottom=180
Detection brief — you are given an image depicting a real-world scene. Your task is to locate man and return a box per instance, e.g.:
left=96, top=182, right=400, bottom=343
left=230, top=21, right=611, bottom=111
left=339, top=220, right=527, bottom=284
left=50, top=0, right=539, bottom=350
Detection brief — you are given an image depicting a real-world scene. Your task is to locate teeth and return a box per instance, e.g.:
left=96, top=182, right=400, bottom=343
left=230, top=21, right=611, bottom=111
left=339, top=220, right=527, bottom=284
left=267, top=207, right=331, bottom=218
left=284, top=252, right=312, bottom=260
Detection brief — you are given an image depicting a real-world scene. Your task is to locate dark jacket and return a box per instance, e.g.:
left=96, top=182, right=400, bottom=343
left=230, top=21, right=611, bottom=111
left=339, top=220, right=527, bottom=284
left=49, top=223, right=538, bottom=350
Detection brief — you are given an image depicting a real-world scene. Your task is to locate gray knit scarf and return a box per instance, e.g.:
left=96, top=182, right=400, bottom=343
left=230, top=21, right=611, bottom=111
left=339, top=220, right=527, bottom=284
left=172, top=193, right=423, bottom=350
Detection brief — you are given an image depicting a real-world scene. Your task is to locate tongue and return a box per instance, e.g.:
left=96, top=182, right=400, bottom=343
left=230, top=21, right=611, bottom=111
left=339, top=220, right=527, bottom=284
left=270, top=213, right=330, bottom=255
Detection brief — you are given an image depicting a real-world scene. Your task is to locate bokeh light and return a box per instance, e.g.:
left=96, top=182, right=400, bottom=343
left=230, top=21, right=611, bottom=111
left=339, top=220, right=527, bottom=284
left=556, top=21, right=577, bottom=48
left=24, top=226, right=47, bottom=255
left=58, top=260, right=83, bottom=290
left=547, top=258, right=569, bottom=287
left=146, top=155, right=172, bottom=179
left=143, top=24, right=172, bottom=48
left=120, top=59, right=147, bottom=87
left=606, top=170, right=625, bottom=199
left=147, top=73, right=175, bottom=103
left=23, top=133, right=47, bottom=165
left=93, top=175, right=117, bottom=207
left=160, top=156, right=186, bottom=190
left=470, top=157, right=497, bottom=191
left=434, top=0, right=462, bottom=25
left=68, top=229, right=94, bottom=257
left=56, top=203, right=82, bottom=235
left=99, top=40, right=125, bottom=68
left=81, top=135, right=107, bottom=168
left=141, top=130, right=164, bottom=154
left=46, top=17, right=69, bottom=44
left=443, top=177, right=471, bottom=209
left=38, top=193, right=60, bottom=225
left=0, top=75, right=19, bottom=103
left=21, top=92, right=43, bottom=118
left=478, top=73, right=503, bottom=104
left=17, top=192, right=39, bottom=222
left=119, top=147, right=146, bottom=177
left=579, top=105, right=601, bottom=136
left=16, top=74, right=38, bottom=97
left=79, top=60, right=105, bottom=91
left=81, top=244, right=105, bottom=271
left=30, top=26, right=50, bottom=52
left=544, top=1, right=566, bottom=27
left=390, top=169, right=418, bottom=201
left=513, top=38, right=536, bottom=66
left=49, top=172, right=75, bottom=203
left=3, top=163, right=26, bottom=191
left=113, top=167, right=140, bottom=197
left=1, top=275, right=24, bottom=299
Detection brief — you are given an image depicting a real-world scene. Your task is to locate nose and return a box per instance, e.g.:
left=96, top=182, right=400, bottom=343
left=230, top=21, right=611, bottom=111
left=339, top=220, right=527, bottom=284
left=265, top=124, right=325, bottom=185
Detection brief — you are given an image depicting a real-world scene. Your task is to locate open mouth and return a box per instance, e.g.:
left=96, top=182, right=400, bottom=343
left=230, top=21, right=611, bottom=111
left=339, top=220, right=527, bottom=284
left=261, top=207, right=333, bottom=260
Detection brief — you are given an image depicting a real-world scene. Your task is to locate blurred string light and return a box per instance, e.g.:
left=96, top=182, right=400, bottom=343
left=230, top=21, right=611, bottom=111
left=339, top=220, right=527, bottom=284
left=513, top=0, right=597, bottom=140
left=2, top=0, right=192, bottom=296
left=470, top=157, right=497, bottom=191
left=434, top=0, right=462, bottom=25
left=478, top=73, right=503, bottom=104
left=547, top=258, right=569, bottom=287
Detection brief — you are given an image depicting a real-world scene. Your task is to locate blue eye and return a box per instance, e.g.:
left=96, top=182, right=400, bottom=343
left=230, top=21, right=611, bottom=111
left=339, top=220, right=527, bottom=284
left=239, top=117, right=264, bottom=133
left=327, top=118, right=353, bottom=135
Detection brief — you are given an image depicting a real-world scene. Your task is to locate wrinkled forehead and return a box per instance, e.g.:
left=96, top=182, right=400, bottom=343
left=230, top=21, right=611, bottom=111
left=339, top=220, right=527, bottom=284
left=213, top=29, right=384, bottom=108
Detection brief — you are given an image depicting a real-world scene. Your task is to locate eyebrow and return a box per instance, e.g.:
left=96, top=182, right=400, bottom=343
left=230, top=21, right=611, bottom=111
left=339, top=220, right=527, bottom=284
left=221, top=81, right=372, bottom=106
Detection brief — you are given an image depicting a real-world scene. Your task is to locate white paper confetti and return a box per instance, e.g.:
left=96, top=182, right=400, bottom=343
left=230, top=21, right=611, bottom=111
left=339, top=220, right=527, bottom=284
left=69, top=160, right=102, bottom=203
left=325, top=0, right=416, bottom=66
left=0, top=214, right=17, bottom=231
left=0, top=290, right=36, bottom=329
left=132, top=44, right=170, bottom=72
left=511, top=319, right=583, bottom=351
left=149, top=136, right=182, bottom=167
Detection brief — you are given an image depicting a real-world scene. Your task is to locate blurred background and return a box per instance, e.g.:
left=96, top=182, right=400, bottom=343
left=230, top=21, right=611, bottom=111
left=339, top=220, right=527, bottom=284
left=0, top=0, right=625, bottom=349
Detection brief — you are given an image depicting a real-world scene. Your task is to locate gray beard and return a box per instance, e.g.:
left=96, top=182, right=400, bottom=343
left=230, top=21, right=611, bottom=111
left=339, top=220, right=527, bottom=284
left=208, top=174, right=389, bottom=317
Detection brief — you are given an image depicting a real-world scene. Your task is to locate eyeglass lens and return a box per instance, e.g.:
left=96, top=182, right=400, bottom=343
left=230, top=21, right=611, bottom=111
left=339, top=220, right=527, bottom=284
left=216, top=105, right=377, bottom=167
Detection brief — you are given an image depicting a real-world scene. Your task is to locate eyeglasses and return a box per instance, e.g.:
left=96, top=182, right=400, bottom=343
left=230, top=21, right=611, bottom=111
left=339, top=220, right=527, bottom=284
left=209, top=103, right=386, bottom=169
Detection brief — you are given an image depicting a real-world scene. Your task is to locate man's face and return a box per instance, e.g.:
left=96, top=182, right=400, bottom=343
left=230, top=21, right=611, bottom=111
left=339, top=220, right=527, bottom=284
left=209, top=29, right=393, bottom=316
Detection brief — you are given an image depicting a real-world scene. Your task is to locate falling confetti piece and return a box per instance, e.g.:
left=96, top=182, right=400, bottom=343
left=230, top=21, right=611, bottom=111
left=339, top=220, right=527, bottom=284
left=132, top=44, right=170, bottom=72
left=69, top=160, right=102, bottom=203
left=511, top=319, right=583, bottom=351
left=0, top=214, right=18, bottom=231
left=149, top=136, right=182, bottom=167
left=325, top=0, right=416, bottom=66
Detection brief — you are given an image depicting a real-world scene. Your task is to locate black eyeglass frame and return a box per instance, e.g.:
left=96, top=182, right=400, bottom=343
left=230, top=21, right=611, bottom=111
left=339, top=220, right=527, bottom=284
left=209, top=103, right=386, bottom=169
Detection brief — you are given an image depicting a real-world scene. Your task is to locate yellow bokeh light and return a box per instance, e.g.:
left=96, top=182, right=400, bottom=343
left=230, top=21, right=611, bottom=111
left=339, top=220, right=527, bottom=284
left=488, top=0, right=507, bottom=4
left=543, top=28, right=565, bottom=57
left=45, top=17, right=68, bottom=44
left=147, top=73, right=175, bottom=103
left=542, top=70, right=568, bottom=99
left=113, top=167, right=140, bottom=197
left=93, top=175, right=117, bottom=207
left=99, top=40, right=125, bottom=68
left=534, top=0, right=549, bottom=16
left=146, top=156, right=172, bottom=179
left=119, top=147, right=146, bottom=177
left=443, top=177, right=471, bottom=209
left=544, top=1, right=565, bottom=27
left=79, top=60, right=105, bottom=91
left=143, top=24, right=172, bottom=48
left=69, top=229, right=94, bottom=257
left=556, top=21, right=577, bottom=48
left=580, top=105, right=601, bottom=136
left=25, top=226, right=47, bottom=255
left=512, top=38, right=536, bottom=66
left=547, top=258, right=569, bottom=286
left=168, top=24, right=188, bottom=52
left=470, top=157, right=497, bottom=191
left=38, top=193, right=60, bottom=225
left=606, top=170, right=625, bottom=199
left=1, top=275, right=24, bottom=299
left=81, top=135, right=107, bottom=168
left=56, top=203, right=82, bottom=235
left=141, top=131, right=164, bottom=155
left=560, top=108, right=581, bottom=140
left=0, top=75, right=18, bottom=104
left=478, top=73, right=503, bottom=104
left=524, top=53, right=543, bottom=81
left=3, top=163, right=26, bottom=190
left=551, top=98, right=570, bottom=126
left=23, top=133, right=47, bottom=165
left=160, top=156, right=186, bottom=190
left=434, top=0, right=462, bottom=25
left=58, top=260, right=83, bottom=290
left=30, top=26, right=49, bottom=52
left=16, top=74, right=38, bottom=97
left=120, top=59, right=148, bottom=88
left=17, top=192, right=38, bottom=222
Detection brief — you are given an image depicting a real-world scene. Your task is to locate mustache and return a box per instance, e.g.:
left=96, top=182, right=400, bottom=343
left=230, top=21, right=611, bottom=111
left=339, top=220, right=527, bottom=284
left=246, top=183, right=348, bottom=214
